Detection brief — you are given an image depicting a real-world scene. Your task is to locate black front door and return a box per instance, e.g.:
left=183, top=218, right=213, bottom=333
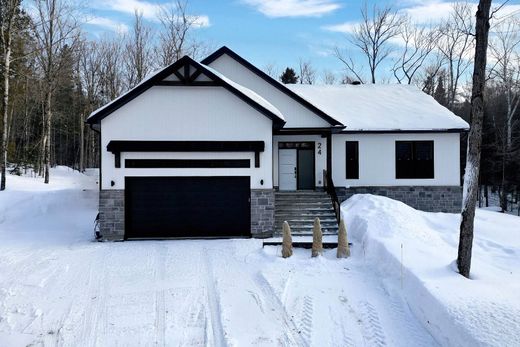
left=125, top=176, right=251, bottom=239
left=297, top=149, right=314, bottom=190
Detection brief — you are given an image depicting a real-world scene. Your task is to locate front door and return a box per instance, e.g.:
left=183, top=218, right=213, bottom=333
left=298, top=149, right=314, bottom=190
left=279, top=149, right=297, bottom=190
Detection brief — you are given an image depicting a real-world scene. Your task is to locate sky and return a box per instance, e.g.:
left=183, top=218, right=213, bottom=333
left=83, top=0, right=520, bottom=81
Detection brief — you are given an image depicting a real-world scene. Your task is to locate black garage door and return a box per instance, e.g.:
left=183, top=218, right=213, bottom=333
left=125, top=176, right=251, bottom=239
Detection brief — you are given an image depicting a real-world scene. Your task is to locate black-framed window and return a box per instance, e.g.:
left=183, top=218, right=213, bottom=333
left=345, top=141, right=359, bottom=179
left=396, top=141, right=434, bottom=179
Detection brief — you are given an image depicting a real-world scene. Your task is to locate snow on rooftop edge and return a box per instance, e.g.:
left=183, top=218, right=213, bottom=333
left=87, top=61, right=285, bottom=122
left=287, top=84, right=470, bottom=131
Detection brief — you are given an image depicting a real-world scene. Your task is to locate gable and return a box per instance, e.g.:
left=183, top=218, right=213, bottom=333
left=87, top=56, right=285, bottom=128
left=202, top=47, right=343, bottom=129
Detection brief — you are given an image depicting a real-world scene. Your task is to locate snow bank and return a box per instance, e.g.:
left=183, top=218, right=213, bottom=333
left=0, top=166, right=98, bottom=246
left=342, top=194, right=520, bottom=346
left=287, top=84, right=469, bottom=131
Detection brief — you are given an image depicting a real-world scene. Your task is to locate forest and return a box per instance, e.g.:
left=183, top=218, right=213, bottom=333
left=0, top=0, right=518, bottom=212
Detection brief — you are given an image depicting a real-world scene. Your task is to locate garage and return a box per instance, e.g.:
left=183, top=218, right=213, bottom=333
left=125, top=176, right=251, bottom=239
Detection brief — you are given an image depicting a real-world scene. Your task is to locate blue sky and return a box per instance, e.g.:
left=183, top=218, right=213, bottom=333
left=84, top=0, right=520, bottom=80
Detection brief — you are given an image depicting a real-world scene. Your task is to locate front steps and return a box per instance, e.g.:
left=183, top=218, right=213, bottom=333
left=274, top=191, right=339, bottom=236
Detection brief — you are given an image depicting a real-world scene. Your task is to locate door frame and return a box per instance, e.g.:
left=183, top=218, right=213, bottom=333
left=278, top=142, right=316, bottom=190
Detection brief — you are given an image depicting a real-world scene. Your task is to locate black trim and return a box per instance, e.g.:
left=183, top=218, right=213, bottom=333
left=107, top=140, right=264, bottom=153
left=201, top=47, right=344, bottom=127
left=274, top=127, right=344, bottom=135
left=108, top=140, right=264, bottom=168
left=340, top=129, right=468, bottom=134
left=86, top=55, right=285, bottom=129
left=125, top=159, right=250, bottom=168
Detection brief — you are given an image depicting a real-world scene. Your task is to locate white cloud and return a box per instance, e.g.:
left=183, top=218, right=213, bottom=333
left=322, top=22, right=356, bottom=34
left=242, top=0, right=341, bottom=18
left=93, top=0, right=210, bottom=27
left=86, top=16, right=129, bottom=33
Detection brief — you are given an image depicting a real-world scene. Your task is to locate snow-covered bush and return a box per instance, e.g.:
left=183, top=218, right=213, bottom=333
left=281, top=221, right=293, bottom=258
left=337, top=219, right=350, bottom=258
left=312, top=217, right=322, bottom=257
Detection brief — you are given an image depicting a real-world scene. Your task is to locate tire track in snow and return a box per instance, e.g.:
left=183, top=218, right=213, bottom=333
left=358, top=301, right=387, bottom=347
left=254, top=272, right=308, bottom=347
left=154, top=244, right=167, bottom=347
left=202, top=248, right=227, bottom=347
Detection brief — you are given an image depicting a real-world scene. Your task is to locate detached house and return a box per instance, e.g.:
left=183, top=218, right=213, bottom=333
left=86, top=46, right=469, bottom=241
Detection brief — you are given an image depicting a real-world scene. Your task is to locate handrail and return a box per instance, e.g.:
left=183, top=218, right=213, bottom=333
left=323, top=169, right=341, bottom=224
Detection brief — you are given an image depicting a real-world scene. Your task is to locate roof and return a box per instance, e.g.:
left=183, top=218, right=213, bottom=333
left=86, top=55, right=285, bottom=127
left=201, top=46, right=344, bottom=127
left=286, top=84, right=470, bottom=132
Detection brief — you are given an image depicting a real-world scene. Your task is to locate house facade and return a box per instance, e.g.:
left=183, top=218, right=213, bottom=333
left=87, top=47, right=469, bottom=241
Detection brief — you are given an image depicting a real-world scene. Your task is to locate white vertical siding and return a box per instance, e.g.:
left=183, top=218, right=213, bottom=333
left=207, top=54, right=332, bottom=128
left=332, top=133, right=461, bottom=187
left=101, top=86, right=273, bottom=189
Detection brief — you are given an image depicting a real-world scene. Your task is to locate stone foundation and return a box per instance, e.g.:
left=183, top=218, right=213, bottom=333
left=99, top=189, right=125, bottom=241
left=250, top=189, right=275, bottom=238
left=336, top=186, right=462, bottom=213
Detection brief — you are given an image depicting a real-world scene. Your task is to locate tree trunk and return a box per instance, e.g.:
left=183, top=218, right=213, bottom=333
left=79, top=112, right=84, bottom=172
left=457, top=0, right=492, bottom=278
left=1, top=41, right=10, bottom=191
left=43, top=88, right=52, bottom=184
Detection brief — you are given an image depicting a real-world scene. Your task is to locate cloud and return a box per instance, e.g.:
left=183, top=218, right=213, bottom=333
left=242, top=0, right=341, bottom=18
left=322, top=22, right=356, bottom=34
left=86, top=16, right=129, bottom=33
left=93, top=0, right=210, bottom=27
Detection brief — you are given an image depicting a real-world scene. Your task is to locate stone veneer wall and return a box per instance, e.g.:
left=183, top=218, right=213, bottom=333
left=99, top=190, right=125, bottom=241
left=336, top=186, right=462, bottom=213
left=98, top=189, right=274, bottom=240
left=250, top=189, right=275, bottom=238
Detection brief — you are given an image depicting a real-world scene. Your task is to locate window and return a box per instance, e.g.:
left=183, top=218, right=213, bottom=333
left=346, top=141, right=359, bottom=179
left=396, top=141, right=434, bottom=179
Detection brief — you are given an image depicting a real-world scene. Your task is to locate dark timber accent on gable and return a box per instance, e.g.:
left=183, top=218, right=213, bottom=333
left=201, top=46, right=344, bottom=127
left=86, top=55, right=285, bottom=129
left=107, top=140, right=264, bottom=168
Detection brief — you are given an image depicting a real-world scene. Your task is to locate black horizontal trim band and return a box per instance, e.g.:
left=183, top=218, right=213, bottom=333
left=107, top=141, right=265, bottom=153
left=125, top=159, right=251, bottom=168
left=339, top=129, right=468, bottom=134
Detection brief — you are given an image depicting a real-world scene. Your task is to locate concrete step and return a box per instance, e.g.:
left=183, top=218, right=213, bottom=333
left=275, top=219, right=338, bottom=227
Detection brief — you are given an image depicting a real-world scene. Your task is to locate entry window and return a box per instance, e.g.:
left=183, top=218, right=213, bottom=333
left=345, top=141, right=359, bottom=179
left=396, top=141, right=434, bottom=179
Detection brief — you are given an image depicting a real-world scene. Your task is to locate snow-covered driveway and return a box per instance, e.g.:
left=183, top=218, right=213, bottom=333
left=0, top=168, right=437, bottom=346
left=0, top=238, right=437, bottom=346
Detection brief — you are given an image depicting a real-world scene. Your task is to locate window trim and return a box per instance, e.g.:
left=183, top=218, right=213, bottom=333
left=395, top=140, right=434, bottom=179
left=345, top=141, right=359, bottom=179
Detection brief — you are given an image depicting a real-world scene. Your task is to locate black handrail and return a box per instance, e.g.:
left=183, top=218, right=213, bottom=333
left=324, top=169, right=341, bottom=224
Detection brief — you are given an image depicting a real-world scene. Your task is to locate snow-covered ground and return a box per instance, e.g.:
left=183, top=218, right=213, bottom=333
left=0, top=168, right=518, bottom=346
left=342, top=195, right=520, bottom=347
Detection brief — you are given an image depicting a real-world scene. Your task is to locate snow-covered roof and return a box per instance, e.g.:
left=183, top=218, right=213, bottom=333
left=200, top=63, right=284, bottom=121
left=286, top=84, right=469, bottom=131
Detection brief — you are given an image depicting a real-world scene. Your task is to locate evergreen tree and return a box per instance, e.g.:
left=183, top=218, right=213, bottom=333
left=280, top=67, right=298, bottom=84
left=434, top=75, right=447, bottom=106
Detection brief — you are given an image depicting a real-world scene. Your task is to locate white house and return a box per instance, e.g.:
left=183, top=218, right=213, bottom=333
left=87, top=46, right=469, bottom=240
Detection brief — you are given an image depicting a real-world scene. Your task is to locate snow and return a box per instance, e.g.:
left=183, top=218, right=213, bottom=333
left=287, top=84, right=470, bottom=131
left=88, top=60, right=285, bottom=123
left=342, top=194, right=520, bottom=346
left=0, top=168, right=437, bottom=346
left=1, top=169, right=517, bottom=346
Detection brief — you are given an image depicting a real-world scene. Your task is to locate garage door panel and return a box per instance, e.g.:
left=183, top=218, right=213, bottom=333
left=125, top=176, right=250, bottom=238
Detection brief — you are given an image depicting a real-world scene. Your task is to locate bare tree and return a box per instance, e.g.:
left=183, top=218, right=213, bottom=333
left=458, top=0, right=492, bottom=278
left=99, top=36, right=124, bottom=102
left=124, top=10, right=153, bottom=88
left=155, top=0, right=207, bottom=67
left=322, top=70, right=337, bottom=85
left=0, top=0, right=22, bottom=190
left=336, top=4, right=404, bottom=84
left=33, top=0, right=80, bottom=183
left=436, top=2, right=475, bottom=109
left=392, top=18, right=440, bottom=84
left=298, top=58, right=316, bottom=84
left=263, top=62, right=278, bottom=79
